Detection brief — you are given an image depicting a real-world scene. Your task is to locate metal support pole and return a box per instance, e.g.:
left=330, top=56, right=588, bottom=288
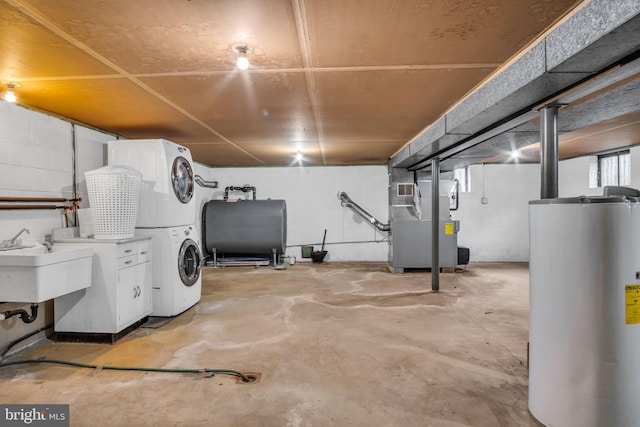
left=431, top=158, right=440, bottom=292
left=540, top=105, right=559, bottom=199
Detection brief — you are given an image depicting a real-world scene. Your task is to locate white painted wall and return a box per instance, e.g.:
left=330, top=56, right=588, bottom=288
left=193, top=164, right=389, bottom=262
left=1, top=104, right=72, bottom=242
left=558, top=155, right=601, bottom=198
left=558, top=146, right=640, bottom=197
left=451, top=163, right=539, bottom=262
left=630, top=146, right=640, bottom=189
left=451, top=151, right=640, bottom=263
left=0, top=102, right=111, bottom=349
left=75, top=126, right=112, bottom=208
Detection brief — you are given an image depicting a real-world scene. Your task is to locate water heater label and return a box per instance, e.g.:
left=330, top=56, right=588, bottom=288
left=445, top=223, right=454, bottom=235
left=625, top=284, right=640, bottom=324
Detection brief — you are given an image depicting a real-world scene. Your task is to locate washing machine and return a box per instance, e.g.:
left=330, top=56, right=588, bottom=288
left=108, top=139, right=195, bottom=228
left=135, top=225, right=202, bottom=317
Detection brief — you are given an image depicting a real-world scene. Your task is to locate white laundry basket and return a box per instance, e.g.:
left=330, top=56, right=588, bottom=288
left=85, top=165, right=142, bottom=240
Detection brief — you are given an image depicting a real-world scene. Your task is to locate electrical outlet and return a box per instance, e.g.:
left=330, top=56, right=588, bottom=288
left=481, top=197, right=488, bottom=204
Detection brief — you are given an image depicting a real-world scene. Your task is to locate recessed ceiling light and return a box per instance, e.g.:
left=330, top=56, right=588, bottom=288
left=296, top=152, right=303, bottom=161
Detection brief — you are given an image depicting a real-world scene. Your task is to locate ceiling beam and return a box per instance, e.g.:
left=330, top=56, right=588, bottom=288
left=292, top=0, right=327, bottom=165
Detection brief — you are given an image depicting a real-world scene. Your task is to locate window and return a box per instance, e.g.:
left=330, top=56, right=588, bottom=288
left=454, top=167, right=470, bottom=192
left=397, top=183, right=414, bottom=197
left=598, top=150, right=630, bottom=187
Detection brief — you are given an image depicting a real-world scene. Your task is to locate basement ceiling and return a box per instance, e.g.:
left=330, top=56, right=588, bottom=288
left=0, top=0, right=585, bottom=166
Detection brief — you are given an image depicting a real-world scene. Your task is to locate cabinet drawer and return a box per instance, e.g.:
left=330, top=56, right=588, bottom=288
left=118, top=243, right=137, bottom=258
left=137, top=241, right=151, bottom=263
left=118, top=254, right=138, bottom=269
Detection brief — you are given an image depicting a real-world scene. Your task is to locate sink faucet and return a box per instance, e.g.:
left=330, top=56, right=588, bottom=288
left=1, top=228, right=30, bottom=248
left=10, top=228, right=30, bottom=245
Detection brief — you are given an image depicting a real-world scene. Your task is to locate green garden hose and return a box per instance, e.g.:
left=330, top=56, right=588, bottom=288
left=0, top=358, right=254, bottom=382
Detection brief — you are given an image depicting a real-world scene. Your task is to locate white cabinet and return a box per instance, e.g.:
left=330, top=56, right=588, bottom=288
left=54, top=237, right=152, bottom=334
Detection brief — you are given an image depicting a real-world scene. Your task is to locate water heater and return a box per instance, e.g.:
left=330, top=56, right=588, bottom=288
left=529, top=196, right=640, bottom=426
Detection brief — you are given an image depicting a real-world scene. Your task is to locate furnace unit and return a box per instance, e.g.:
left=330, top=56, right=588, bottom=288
left=339, top=180, right=463, bottom=273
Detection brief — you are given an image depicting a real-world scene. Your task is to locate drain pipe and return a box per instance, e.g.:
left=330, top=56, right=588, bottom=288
left=195, top=175, right=219, bottom=189
left=0, top=304, right=39, bottom=324
left=338, top=191, right=390, bottom=232
left=71, top=124, right=78, bottom=226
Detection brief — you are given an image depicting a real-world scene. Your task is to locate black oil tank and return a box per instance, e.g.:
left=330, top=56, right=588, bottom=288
left=202, top=199, right=287, bottom=256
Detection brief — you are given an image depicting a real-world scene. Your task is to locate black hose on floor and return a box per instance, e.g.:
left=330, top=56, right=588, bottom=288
left=0, top=323, right=53, bottom=361
left=0, top=325, right=255, bottom=382
left=0, top=358, right=254, bottom=382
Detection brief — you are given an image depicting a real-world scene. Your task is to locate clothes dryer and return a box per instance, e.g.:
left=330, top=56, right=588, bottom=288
left=108, top=139, right=195, bottom=228
left=135, top=225, right=202, bottom=317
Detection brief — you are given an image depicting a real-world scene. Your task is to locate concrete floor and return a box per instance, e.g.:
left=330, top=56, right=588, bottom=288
left=0, top=262, right=534, bottom=426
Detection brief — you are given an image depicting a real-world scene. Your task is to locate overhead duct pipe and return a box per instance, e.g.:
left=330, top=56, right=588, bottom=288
left=338, top=192, right=390, bottom=232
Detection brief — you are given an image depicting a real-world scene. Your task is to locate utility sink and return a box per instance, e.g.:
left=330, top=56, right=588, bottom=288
left=0, top=244, right=93, bottom=303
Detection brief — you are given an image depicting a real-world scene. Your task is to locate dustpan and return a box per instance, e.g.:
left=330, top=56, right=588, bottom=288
left=311, top=229, right=328, bottom=263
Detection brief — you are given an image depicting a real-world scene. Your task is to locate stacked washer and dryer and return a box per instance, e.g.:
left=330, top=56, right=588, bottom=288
left=108, top=139, right=202, bottom=317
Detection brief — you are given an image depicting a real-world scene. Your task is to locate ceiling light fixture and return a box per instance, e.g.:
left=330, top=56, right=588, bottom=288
left=4, top=82, right=17, bottom=103
left=296, top=152, right=303, bottom=162
left=232, top=44, right=253, bottom=71
left=237, top=55, right=249, bottom=70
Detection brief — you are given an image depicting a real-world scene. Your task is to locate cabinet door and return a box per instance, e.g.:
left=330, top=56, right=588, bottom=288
left=137, top=261, right=152, bottom=316
left=117, top=265, right=140, bottom=329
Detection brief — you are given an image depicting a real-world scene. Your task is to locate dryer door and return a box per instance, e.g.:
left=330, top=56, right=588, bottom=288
left=172, top=156, right=194, bottom=204
left=178, top=238, right=201, bottom=287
